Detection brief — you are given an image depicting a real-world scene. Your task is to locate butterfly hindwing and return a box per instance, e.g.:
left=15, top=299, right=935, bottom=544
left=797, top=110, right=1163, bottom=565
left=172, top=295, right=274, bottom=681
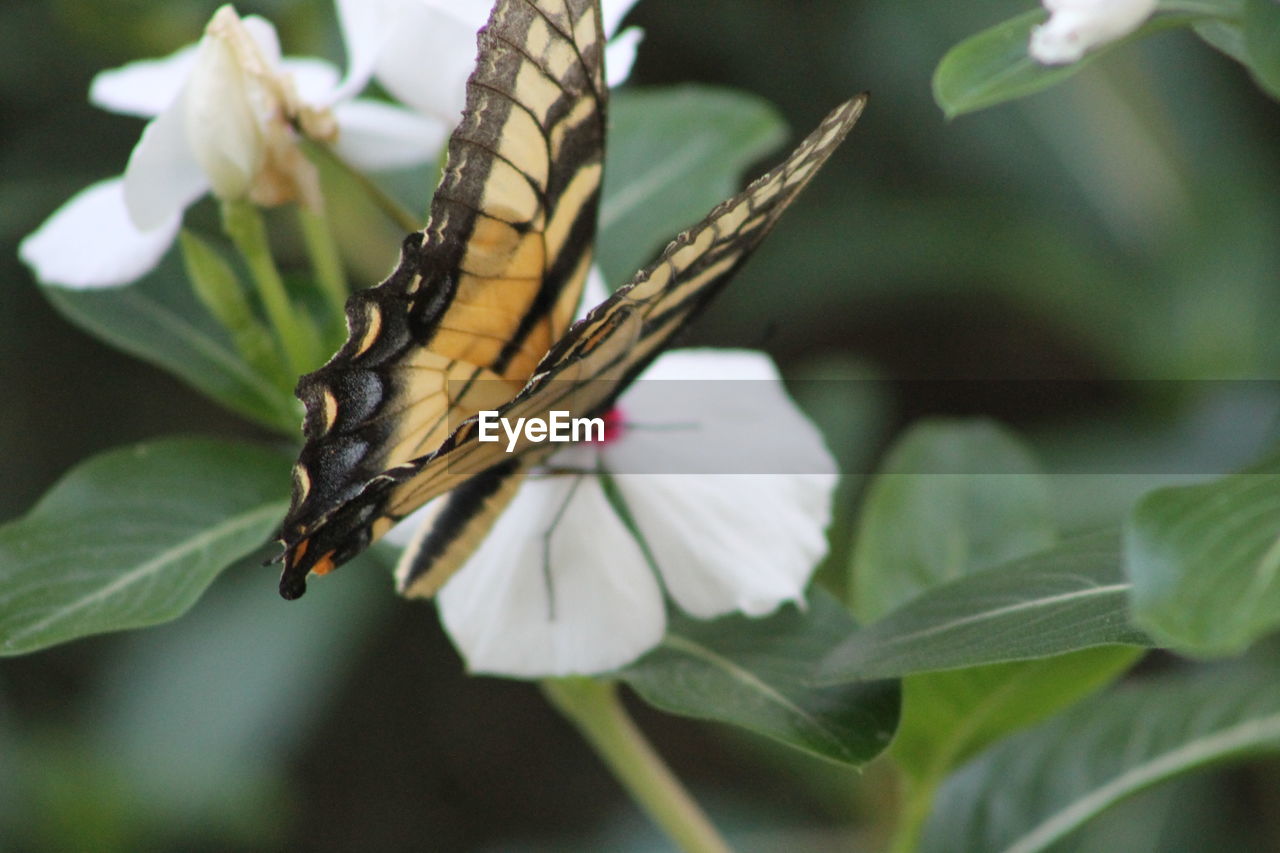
left=278, top=0, right=607, bottom=599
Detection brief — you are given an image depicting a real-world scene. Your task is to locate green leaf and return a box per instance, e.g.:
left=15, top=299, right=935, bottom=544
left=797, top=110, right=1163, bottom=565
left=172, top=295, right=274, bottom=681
left=888, top=648, right=1141, bottom=853
left=1193, top=17, right=1249, bottom=61
left=933, top=1, right=1242, bottom=118
left=94, top=559, right=390, bottom=836
left=1244, top=0, right=1280, bottom=97
left=846, top=423, right=1140, bottom=850
left=41, top=257, right=300, bottom=435
left=822, top=531, right=1151, bottom=683
left=893, top=647, right=1141, bottom=784
left=1125, top=453, right=1280, bottom=655
left=599, top=85, right=787, bottom=287
left=850, top=418, right=1055, bottom=623
left=618, top=590, right=900, bottom=767
left=921, top=665, right=1280, bottom=853
left=0, top=438, right=291, bottom=655
left=7, top=559, right=392, bottom=848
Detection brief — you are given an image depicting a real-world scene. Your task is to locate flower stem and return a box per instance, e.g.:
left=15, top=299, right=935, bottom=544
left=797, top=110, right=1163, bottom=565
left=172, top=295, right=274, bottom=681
left=301, top=139, right=423, bottom=234
left=178, top=228, right=289, bottom=390
left=296, top=204, right=348, bottom=325
left=887, top=771, right=935, bottom=853
left=221, top=200, right=321, bottom=376
left=541, top=678, right=732, bottom=853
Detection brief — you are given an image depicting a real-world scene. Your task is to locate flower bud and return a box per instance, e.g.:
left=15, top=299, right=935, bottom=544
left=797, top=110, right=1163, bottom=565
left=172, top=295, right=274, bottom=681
left=184, top=7, right=267, bottom=200
left=182, top=5, right=325, bottom=209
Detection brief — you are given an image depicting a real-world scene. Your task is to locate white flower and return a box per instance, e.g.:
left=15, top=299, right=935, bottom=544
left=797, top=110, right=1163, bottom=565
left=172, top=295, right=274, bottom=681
left=20, top=4, right=443, bottom=289
left=1029, top=0, right=1157, bottom=65
left=335, top=0, right=644, bottom=126
left=411, top=348, right=837, bottom=678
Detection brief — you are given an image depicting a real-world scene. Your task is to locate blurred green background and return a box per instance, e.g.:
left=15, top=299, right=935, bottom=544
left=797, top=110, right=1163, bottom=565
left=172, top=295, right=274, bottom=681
left=3, top=0, right=1280, bottom=850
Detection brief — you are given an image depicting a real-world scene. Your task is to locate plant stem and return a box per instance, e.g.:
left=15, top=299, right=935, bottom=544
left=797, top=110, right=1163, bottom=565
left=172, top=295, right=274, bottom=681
left=178, top=228, right=289, bottom=389
left=221, top=200, right=320, bottom=376
left=296, top=204, right=348, bottom=323
left=541, top=678, right=733, bottom=853
left=887, top=771, right=935, bottom=853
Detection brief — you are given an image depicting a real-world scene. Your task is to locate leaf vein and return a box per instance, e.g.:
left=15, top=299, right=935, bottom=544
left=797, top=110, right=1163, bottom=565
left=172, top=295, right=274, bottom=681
left=2, top=502, right=285, bottom=649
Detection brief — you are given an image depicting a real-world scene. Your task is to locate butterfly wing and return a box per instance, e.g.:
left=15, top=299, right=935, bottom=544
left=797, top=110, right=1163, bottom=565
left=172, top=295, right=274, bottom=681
left=277, top=95, right=868, bottom=599
left=277, top=0, right=608, bottom=598
left=394, top=95, right=867, bottom=597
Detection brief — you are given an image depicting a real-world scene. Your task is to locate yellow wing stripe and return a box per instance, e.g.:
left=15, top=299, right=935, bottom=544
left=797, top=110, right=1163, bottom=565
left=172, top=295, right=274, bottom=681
left=395, top=464, right=529, bottom=599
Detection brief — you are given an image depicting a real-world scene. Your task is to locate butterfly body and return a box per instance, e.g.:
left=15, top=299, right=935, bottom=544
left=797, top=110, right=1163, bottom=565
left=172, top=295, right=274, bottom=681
left=277, top=0, right=865, bottom=600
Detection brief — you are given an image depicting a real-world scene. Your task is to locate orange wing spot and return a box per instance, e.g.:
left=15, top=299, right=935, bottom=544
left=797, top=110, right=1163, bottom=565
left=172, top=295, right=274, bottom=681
left=311, top=551, right=338, bottom=576
left=580, top=311, right=623, bottom=354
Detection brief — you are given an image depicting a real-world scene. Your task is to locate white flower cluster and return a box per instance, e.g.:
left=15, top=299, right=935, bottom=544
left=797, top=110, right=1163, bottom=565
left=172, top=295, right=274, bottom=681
left=19, top=0, right=641, bottom=289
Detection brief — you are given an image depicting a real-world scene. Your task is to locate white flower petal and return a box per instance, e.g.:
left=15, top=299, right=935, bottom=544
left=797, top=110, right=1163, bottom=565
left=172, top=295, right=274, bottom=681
left=331, top=99, right=447, bottom=170
left=605, top=26, right=643, bottom=88
left=181, top=20, right=264, bottom=202
left=18, top=178, right=179, bottom=288
left=437, top=474, right=664, bottom=677
left=577, top=266, right=612, bottom=319
left=1029, top=0, right=1156, bottom=65
left=603, top=349, right=836, bottom=476
left=89, top=45, right=199, bottom=118
left=280, top=57, right=343, bottom=105
left=332, top=0, right=401, bottom=103
left=240, top=14, right=283, bottom=67
left=122, top=100, right=209, bottom=230
left=616, top=472, right=832, bottom=619
left=363, top=0, right=642, bottom=120
left=370, top=2, right=482, bottom=122
left=602, top=349, right=836, bottom=618
left=414, top=0, right=494, bottom=25
left=383, top=499, right=435, bottom=549
left=601, top=0, right=643, bottom=37
left=635, top=347, right=783, bottom=382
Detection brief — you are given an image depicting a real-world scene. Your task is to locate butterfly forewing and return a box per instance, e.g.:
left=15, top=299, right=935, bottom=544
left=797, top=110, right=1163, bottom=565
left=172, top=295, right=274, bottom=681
left=278, top=0, right=607, bottom=599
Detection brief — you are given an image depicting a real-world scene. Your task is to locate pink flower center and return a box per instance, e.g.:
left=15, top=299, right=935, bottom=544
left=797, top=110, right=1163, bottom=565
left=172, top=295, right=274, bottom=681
left=592, top=406, right=625, bottom=446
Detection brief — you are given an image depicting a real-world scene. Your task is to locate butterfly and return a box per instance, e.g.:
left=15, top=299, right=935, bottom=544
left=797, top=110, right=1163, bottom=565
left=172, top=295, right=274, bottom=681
left=276, top=0, right=866, bottom=600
